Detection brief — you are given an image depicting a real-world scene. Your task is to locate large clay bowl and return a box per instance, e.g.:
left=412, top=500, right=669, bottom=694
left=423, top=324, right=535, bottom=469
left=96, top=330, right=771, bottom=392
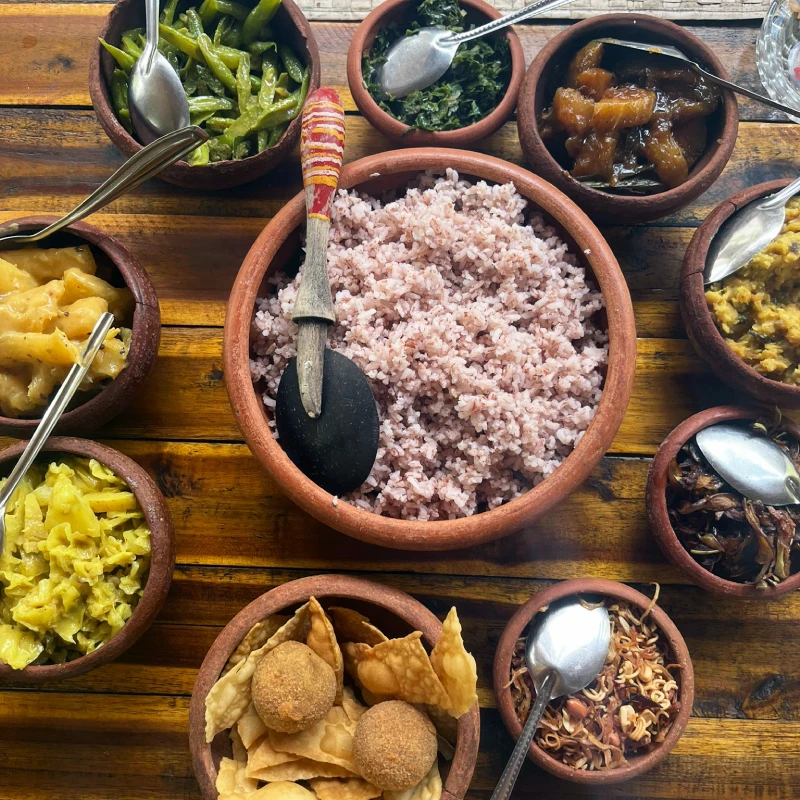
left=347, top=0, right=524, bottom=147
left=517, top=14, right=739, bottom=224
left=647, top=405, right=800, bottom=598
left=89, top=0, right=320, bottom=190
left=493, top=578, right=694, bottom=784
left=0, top=437, right=175, bottom=682
left=223, top=148, right=637, bottom=551
left=0, top=217, right=160, bottom=438
left=681, top=179, right=800, bottom=406
left=189, top=574, right=481, bottom=800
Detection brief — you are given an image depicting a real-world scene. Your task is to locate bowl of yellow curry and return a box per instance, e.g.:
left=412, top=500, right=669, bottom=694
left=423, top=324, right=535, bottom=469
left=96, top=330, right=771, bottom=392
left=682, top=179, right=800, bottom=407
left=0, top=216, right=160, bottom=437
left=0, top=436, right=174, bottom=681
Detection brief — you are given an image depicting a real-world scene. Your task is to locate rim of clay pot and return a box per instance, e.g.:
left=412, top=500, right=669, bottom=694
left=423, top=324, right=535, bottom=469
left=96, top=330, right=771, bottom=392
left=0, top=217, right=160, bottom=438
left=188, top=574, right=481, bottom=800
left=89, top=0, right=321, bottom=190
left=493, top=578, right=694, bottom=784
left=0, top=436, right=175, bottom=682
left=223, top=148, right=637, bottom=551
left=346, top=0, right=525, bottom=146
left=517, top=14, right=739, bottom=224
left=646, top=404, right=800, bottom=598
left=681, top=179, right=800, bottom=407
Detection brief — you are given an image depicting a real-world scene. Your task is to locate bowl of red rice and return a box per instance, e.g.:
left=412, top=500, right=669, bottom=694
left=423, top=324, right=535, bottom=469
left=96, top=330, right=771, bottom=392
left=223, top=148, right=636, bottom=550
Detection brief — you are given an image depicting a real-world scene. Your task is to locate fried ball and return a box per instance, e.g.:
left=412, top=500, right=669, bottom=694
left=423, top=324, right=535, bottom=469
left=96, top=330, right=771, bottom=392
left=251, top=641, right=336, bottom=733
left=352, top=701, right=438, bottom=790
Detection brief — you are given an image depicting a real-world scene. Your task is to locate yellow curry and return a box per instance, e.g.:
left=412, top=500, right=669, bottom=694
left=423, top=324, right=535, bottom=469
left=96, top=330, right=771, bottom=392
left=706, top=196, right=800, bottom=384
left=0, top=457, right=150, bottom=669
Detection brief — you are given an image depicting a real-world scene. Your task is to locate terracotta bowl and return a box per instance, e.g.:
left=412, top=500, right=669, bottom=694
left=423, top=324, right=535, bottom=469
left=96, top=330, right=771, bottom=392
left=681, top=179, right=800, bottom=406
left=188, top=573, right=481, bottom=800
left=89, top=0, right=320, bottom=190
left=0, top=217, right=160, bottom=438
left=346, top=0, right=525, bottom=147
left=493, top=578, right=694, bottom=784
left=517, top=14, right=739, bottom=224
left=223, top=148, right=637, bottom=551
left=646, top=405, right=800, bottom=598
left=0, top=436, right=175, bottom=682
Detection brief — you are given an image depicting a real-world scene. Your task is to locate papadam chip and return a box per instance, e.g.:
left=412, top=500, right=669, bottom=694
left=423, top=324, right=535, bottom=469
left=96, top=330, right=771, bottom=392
left=329, top=607, right=389, bottom=646
left=237, top=703, right=269, bottom=750
left=309, top=777, right=381, bottom=800
left=248, top=757, right=355, bottom=782
left=247, top=782, right=318, bottom=799
left=384, top=759, right=442, bottom=800
left=205, top=603, right=311, bottom=742
left=223, top=615, right=289, bottom=675
left=341, top=687, right=368, bottom=723
left=270, top=705, right=357, bottom=771
left=246, top=732, right=302, bottom=778
left=430, top=608, right=478, bottom=717
left=215, top=756, right=258, bottom=798
left=307, top=597, right=344, bottom=702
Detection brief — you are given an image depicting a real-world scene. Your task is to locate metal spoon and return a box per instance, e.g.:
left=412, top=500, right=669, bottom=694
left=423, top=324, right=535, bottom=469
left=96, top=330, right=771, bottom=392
left=377, top=0, right=576, bottom=99
left=704, top=176, right=800, bottom=284
left=491, top=598, right=611, bottom=800
left=695, top=423, right=800, bottom=506
left=0, top=313, right=114, bottom=553
left=128, top=0, right=190, bottom=143
left=0, top=126, right=208, bottom=250
left=597, top=38, right=800, bottom=118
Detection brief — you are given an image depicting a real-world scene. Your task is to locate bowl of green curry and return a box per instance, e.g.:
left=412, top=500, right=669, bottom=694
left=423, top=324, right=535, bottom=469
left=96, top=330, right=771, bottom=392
left=90, top=0, right=320, bottom=190
left=347, top=0, right=524, bottom=146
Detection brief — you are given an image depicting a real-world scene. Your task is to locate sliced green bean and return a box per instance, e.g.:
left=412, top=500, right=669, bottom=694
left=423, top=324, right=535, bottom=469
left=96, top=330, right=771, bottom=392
left=234, top=140, right=251, bottom=159
left=213, top=15, right=230, bottom=45
left=258, top=61, right=277, bottom=108
left=185, top=9, right=205, bottom=37
left=195, top=63, right=228, bottom=97
left=205, top=115, right=235, bottom=133
left=256, top=129, right=270, bottom=152
left=274, top=71, right=290, bottom=97
left=188, top=95, right=235, bottom=113
left=188, top=141, right=211, bottom=166
left=158, top=24, right=202, bottom=60
left=242, top=0, right=280, bottom=45
left=279, top=44, right=303, bottom=84
left=236, top=52, right=252, bottom=113
left=99, top=39, right=136, bottom=73
left=161, top=0, right=180, bottom=26
left=200, top=0, right=251, bottom=23
left=247, top=40, right=276, bottom=56
left=267, top=121, right=288, bottom=147
left=120, top=33, right=143, bottom=59
left=110, top=68, right=133, bottom=133
left=220, top=21, right=242, bottom=48
left=208, top=137, right=233, bottom=161
left=197, top=33, right=237, bottom=91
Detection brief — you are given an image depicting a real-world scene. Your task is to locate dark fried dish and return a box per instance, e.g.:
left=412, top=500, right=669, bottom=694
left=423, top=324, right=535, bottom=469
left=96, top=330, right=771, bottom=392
left=538, top=41, right=719, bottom=193
left=667, top=422, right=800, bottom=587
left=509, top=596, right=680, bottom=771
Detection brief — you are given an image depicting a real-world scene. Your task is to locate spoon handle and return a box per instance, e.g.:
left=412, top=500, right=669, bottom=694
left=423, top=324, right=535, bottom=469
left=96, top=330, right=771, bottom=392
left=490, top=670, right=557, bottom=800
left=445, top=0, right=575, bottom=45
left=142, top=0, right=160, bottom=65
left=759, top=174, right=800, bottom=211
left=0, top=126, right=208, bottom=248
left=0, top=312, right=114, bottom=551
left=293, top=88, right=346, bottom=418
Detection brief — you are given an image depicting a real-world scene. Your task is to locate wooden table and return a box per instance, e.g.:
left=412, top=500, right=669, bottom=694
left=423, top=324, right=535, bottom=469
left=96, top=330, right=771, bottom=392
left=1, top=6, right=798, bottom=800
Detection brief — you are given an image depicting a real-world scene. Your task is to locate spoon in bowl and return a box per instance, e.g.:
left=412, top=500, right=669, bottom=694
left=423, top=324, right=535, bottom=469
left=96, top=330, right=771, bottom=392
left=0, top=312, right=114, bottom=553
left=128, top=0, right=190, bottom=143
left=491, top=598, right=611, bottom=800
left=377, top=0, right=576, bottom=99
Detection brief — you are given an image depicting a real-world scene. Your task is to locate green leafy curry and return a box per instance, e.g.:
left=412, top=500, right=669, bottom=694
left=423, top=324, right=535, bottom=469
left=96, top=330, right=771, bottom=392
left=362, top=0, right=511, bottom=132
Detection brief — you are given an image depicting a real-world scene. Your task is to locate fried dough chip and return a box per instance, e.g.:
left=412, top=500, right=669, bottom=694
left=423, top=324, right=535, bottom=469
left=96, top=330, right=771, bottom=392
left=309, top=778, right=381, bottom=800
left=270, top=705, right=357, bottom=771
left=246, top=732, right=302, bottom=777
left=430, top=608, right=478, bottom=717
left=205, top=603, right=311, bottom=742
left=248, top=758, right=355, bottom=782
left=307, top=597, right=344, bottom=702
left=238, top=703, right=269, bottom=750
left=216, top=756, right=258, bottom=798
left=341, top=687, right=367, bottom=723
left=384, top=759, right=442, bottom=800
left=329, top=607, right=389, bottom=646
left=246, top=782, right=318, bottom=800
left=231, top=726, right=248, bottom=764
left=224, top=615, right=289, bottom=675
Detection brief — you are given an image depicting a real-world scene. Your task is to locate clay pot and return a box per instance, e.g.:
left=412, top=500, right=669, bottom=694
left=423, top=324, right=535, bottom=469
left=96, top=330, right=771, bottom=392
left=188, top=574, right=480, bottom=800
left=0, top=217, right=160, bottom=438
left=493, top=578, right=694, bottom=783
left=223, top=148, right=637, bottom=551
left=89, top=0, right=320, bottom=190
left=347, top=0, right=525, bottom=146
left=681, top=179, right=800, bottom=406
left=517, top=14, right=739, bottom=223
left=647, top=405, right=800, bottom=598
left=0, top=436, right=175, bottom=682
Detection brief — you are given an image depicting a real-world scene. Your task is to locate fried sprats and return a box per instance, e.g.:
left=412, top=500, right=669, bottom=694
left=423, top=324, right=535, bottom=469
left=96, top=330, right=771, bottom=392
left=509, top=597, right=680, bottom=771
left=667, top=426, right=800, bottom=587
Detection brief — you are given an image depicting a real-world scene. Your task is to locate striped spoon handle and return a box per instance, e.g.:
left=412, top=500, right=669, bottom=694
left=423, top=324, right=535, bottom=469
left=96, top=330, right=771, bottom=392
left=292, top=88, right=346, bottom=418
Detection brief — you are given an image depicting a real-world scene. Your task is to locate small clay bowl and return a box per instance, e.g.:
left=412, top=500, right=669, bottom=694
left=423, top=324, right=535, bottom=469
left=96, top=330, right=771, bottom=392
left=0, top=217, right=160, bottom=438
left=646, top=405, right=800, bottom=598
left=493, top=578, right=694, bottom=784
left=188, top=574, right=481, bottom=800
left=347, top=0, right=525, bottom=147
left=89, top=0, right=320, bottom=190
left=0, top=436, right=175, bottom=682
left=681, top=179, right=800, bottom=407
left=517, top=14, right=739, bottom=224
left=223, top=148, right=637, bottom=551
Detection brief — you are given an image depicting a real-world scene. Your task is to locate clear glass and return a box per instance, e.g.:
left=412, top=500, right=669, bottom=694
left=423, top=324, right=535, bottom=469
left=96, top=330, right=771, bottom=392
left=757, top=0, right=800, bottom=122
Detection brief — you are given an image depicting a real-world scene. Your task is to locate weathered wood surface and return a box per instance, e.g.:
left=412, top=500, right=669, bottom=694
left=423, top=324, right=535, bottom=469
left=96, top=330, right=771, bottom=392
left=1, top=4, right=799, bottom=800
